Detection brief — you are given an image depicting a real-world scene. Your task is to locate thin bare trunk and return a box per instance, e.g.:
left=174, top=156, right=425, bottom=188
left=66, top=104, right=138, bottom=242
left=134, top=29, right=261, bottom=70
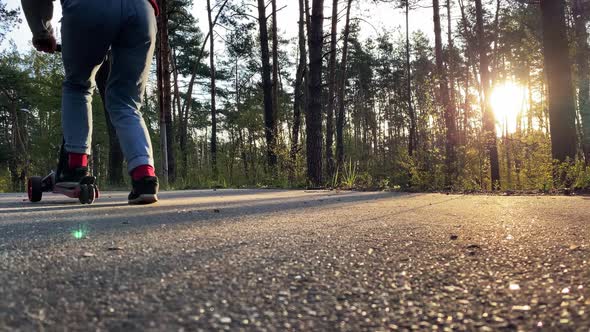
left=272, top=0, right=280, bottom=142
left=257, top=0, right=278, bottom=169
left=207, top=0, right=218, bottom=176
left=447, top=0, right=458, bottom=159
left=433, top=0, right=456, bottom=186
left=326, top=0, right=338, bottom=179
left=291, top=0, right=307, bottom=181
left=157, top=0, right=174, bottom=184
left=475, top=0, right=500, bottom=188
left=406, top=0, right=416, bottom=158
left=306, top=0, right=325, bottom=187
left=336, top=0, right=353, bottom=171
left=182, top=0, right=229, bottom=123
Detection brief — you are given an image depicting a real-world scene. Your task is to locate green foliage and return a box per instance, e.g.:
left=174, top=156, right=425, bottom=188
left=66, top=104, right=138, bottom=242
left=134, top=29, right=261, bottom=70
left=341, top=160, right=358, bottom=189
left=571, top=161, right=590, bottom=190
left=0, top=2, right=20, bottom=44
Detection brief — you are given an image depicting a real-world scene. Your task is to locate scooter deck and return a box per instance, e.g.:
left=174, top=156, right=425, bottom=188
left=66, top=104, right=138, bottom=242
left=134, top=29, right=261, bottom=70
left=53, top=176, right=97, bottom=199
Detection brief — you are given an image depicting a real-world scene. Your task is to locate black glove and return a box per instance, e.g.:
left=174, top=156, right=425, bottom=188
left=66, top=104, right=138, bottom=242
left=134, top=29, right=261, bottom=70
left=32, top=35, right=57, bottom=53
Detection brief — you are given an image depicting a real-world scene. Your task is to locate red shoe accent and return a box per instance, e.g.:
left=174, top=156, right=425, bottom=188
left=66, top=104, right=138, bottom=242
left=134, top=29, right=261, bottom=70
left=68, top=153, right=88, bottom=169
left=132, top=165, right=156, bottom=181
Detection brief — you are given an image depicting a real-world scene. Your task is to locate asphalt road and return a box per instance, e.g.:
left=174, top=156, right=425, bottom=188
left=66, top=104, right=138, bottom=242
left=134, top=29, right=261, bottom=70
left=0, top=190, right=589, bottom=331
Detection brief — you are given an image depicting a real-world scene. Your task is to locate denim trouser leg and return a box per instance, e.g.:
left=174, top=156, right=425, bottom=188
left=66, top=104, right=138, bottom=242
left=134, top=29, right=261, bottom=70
left=60, top=0, right=115, bottom=155
left=106, top=0, right=157, bottom=173
left=60, top=0, right=156, bottom=173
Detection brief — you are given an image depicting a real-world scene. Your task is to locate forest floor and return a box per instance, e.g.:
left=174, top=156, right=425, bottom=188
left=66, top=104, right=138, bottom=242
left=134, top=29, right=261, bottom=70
left=0, top=190, right=588, bottom=330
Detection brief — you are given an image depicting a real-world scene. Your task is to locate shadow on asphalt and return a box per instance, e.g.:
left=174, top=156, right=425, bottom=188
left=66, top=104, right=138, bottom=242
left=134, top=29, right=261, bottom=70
left=0, top=189, right=294, bottom=210
left=0, top=189, right=300, bottom=214
left=1, top=190, right=368, bottom=214
left=0, top=202, right=129, bottom=214
left=0, top=191, right=427, bottom=247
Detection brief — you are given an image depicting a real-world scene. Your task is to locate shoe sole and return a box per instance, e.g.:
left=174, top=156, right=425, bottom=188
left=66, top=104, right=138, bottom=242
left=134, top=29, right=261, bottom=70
left=128, top=194, right=158, bottom=205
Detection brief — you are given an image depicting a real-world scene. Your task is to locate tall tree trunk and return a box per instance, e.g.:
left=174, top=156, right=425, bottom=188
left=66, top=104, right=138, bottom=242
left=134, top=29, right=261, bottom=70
left=573, top=0, right=590, bottom=162
left=337, top=0, right=353, bottom=172
left=9, top=101, right=26, bottom=191
left=491, top=0, right=501, bottom=82
left=475, top=0, right=501, bottom=188
left=172, top=50, right=182, bottom=125
left=291, top=0, right=307, bottom=181
left=239, top=129, right=248, bottom=178
left=207, top=0, right=218, bottom=176
left=157, top=0, right=174, bottom=184
left=155, top=42, right=165, bottom=181
left=306, top=0, right=325, bottom=187
left=405, top=0, right=417, bottom=158
left=305, top=0, right=311, bottom=47
left=433, top=0, right=457, bottom=186
left=447, top=0, right=459, bottom=152
left=505, top=132, right=512, bottom=187
left=172, top=49, right=187, bottom=173
left=527, top=63, right=534, bottom=133
left=541, top=0, right=578, bottom=163
left=96, top=54, right=124, bottom=185
left=178, top=0, right=227, bottom=177
left=447, top=0, right=457, bottom=120
left=181, top=0, right=229, bottom=133
left=325, top=0, right=338, bottom=179
left=156, top=8, right=167, bottom=185
left=272, top=0, right=280, bottom=148
left=257, top=0, right=278, bottom=170
left=458, top=0, right=483, bottom=113
left=463, top=62, right=471, bottom=144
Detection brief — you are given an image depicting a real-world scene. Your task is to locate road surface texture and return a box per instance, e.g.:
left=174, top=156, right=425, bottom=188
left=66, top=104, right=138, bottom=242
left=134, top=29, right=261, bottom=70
left=0, top=190, right=589, bottom=331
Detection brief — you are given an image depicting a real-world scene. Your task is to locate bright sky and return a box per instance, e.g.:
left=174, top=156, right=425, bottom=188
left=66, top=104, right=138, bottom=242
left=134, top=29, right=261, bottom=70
left=2, top=0, right=436, bottom=52
left=191, top=0, right=436, bottom=42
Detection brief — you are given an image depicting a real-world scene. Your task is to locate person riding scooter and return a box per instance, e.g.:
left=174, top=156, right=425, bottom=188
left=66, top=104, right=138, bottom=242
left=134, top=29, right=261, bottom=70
left=22, top=0, right=160, bottom=204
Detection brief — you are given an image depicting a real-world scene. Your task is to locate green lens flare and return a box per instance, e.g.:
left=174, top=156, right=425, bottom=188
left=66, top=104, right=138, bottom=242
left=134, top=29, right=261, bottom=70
left=71, top=226, right=88, bottom=239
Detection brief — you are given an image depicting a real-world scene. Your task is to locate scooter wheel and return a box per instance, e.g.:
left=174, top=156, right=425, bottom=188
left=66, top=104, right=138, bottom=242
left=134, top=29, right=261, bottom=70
left=79, top=184, right=94, bottom=204
left=93, top=185, right=100, bottom=200
left=28, top=177, right=43, bottom=202
left=88, top=185, right=97, bottom=204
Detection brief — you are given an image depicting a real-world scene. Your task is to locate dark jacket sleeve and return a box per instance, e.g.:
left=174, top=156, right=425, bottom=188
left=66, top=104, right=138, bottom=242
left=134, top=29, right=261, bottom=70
left=21, top=0, right=54, bottom=40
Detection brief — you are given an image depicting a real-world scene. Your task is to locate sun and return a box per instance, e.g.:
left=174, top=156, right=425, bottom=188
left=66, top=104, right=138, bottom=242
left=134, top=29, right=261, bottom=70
left=490, top=82, right=526, bottom=135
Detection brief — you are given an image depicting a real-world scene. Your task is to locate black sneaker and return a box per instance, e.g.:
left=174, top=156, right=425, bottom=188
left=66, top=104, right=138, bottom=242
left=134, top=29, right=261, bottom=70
left=128, top=176, right=159, bottom=205
left=55, top=166, right=91, bottom=188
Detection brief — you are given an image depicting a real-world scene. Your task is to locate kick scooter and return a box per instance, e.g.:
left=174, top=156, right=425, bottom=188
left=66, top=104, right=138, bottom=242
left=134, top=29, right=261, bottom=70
left=27, top=143, right=100, bottom=204
left=27, top=44, right=100, bottom=204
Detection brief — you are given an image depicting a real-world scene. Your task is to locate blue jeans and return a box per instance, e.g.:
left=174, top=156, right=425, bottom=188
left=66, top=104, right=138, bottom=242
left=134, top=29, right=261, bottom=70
left=60, top=0, right=156, bottom=173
